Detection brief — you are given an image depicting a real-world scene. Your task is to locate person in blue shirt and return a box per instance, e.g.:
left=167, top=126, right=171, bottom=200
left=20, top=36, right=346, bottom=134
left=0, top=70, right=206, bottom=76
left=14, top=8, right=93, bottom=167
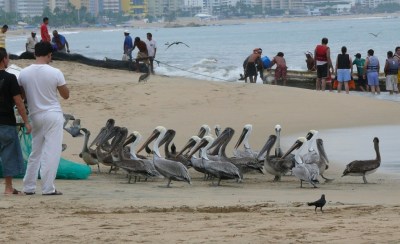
left=123, top=30, right=133, bottom=61
left=51, top=30, right=70, bottom=53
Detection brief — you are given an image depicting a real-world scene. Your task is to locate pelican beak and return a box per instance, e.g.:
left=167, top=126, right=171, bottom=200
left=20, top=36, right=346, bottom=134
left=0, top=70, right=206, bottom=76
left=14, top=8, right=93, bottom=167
left=234, top=127, right=248, bottom=149
left=197, top=127, right=206, bottom=138
left=123, top=133, right=137, bottom=148
left=187, top=138, right=209, bottom=158
left=281, top=139, right=303, bottom=159
left=176, top=138, right=197, bottom=158
left=305, top=131, right=314, bottom=140
left=137, top=129, right=160, bottom=153
left=256, top=135, right=276, bottom=159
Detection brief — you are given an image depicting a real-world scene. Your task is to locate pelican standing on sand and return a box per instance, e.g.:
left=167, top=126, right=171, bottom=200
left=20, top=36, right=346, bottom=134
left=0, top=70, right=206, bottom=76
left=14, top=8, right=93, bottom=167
left=233, top=124, right=259, bottom=159
left=137, top=126, right=191, bottom=187
left=257, top=135, right=294, bottom=181
left=342, top=137, right=381, bottom=184
left=187, top=136, right=242, bottom=186
left=282, top=137, right=320, bottom=188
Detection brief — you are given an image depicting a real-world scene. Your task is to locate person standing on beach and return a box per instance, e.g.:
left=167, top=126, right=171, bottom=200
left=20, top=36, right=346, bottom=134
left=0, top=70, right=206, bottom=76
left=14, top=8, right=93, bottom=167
left=363, top=49, right=380, bottom=95
left=123, top=30, right=133, bottom=61
left=132, top=37, right=149, bottom=73
left=26, top=31, right=38, bottom=53
left=244, top=48, right=262, bottom=83
left=352, top=53, right=368, bottom=92
left=335, top=46, right=352, bottom=94
left=40, top=17, right=51, bottom=43
left=384, top=51, right=399, bottom=95
left=270, top=52, right=287, bottom=86
left=0, top=47, right=32, bottom=195
left=0, top=25, right=8, bottom=48
left=18, top=42, right=69, bottom=195
left=145, top=33, right=157, bottom=74
left=393, top=46, right=400, bottom=88
left=51, top=30, right=70, bottom=53
left=314, top=37, right=334, bottom=91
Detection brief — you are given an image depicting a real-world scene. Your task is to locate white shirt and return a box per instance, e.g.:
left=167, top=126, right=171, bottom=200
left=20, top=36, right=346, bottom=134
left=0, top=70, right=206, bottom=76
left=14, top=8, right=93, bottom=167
left=18, top=64, right=66, bottom=116
left=26, top=36, right=38, bottom=53
left=145, top=39, right=157, bottom=57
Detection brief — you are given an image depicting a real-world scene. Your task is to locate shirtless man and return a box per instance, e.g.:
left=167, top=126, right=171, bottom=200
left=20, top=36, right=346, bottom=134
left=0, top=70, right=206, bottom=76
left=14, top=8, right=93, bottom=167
left=244, top=48, right=262, bottom=83
left=133, top=37, right=149, bottom=73
left=271, top=52, right=288, bottom=85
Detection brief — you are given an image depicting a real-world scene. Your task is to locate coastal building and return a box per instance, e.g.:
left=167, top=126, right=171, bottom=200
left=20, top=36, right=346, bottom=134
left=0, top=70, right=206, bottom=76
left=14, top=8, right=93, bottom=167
left=101, top=0, right=122, bottom=13
left=48, top=0, right=69, bottom=11
left=15, top=0, right=45, bottom=17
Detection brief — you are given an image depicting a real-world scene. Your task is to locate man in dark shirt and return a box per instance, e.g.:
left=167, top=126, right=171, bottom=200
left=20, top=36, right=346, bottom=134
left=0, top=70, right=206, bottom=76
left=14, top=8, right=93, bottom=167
left=133, top=37, right=149, bottom=73
left=0, top=47, right=31, bottom=195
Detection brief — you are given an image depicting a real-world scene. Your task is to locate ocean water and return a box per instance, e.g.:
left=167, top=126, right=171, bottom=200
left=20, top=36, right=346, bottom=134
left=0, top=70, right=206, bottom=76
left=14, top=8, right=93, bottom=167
left=283, top=125, right=400, bottom=175
left=6, top=16, right=400, bottom=84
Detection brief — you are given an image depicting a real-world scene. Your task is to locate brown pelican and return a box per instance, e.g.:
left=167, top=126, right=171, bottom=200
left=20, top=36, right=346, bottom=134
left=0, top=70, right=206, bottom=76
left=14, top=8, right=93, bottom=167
left=137, top=126, right=191, bottom=187
left=176, top=136, right=209, bottom=178
left=257, top=135, right=294, bottom=181
left=233, top=124, right=259, bottom=159
left=283, top=137, right=320, bottom=188
left=108, top=127, right=161, bottom=183
left=342, top=137, right=381, bottom=184
left=95, top=125, right=121, bottom=173
left=79, top=128, right=100, bottom=172
left=157, top=129, right=191, bottom=168
left=187, top=136, right=241, bottom=186
left=207, top=127, right=264, bottom=177
left=214, top=125, right=222, bottom=137
left=273, top=124, right=295, bottom=166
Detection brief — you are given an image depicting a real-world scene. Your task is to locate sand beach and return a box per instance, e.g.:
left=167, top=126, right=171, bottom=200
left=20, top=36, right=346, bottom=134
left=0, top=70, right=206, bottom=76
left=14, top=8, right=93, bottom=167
left=1, top=59, right=400, bottom=243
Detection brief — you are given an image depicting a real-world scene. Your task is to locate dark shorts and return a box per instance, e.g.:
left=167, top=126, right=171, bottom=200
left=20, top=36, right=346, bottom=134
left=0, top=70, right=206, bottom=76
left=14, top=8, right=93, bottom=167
left=317, top=63, right=328, bottom=78
left=0, top=125, right=25, bottom=177
left=245, top=62, right=257, bottom=76
left=357, top=75, right=367, bottom=86
left=275, top=66, right=287, bottom=79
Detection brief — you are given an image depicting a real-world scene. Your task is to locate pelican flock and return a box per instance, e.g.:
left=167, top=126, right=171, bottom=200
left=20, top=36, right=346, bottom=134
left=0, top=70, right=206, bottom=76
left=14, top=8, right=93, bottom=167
left=66, top=118, right=382, bottom=188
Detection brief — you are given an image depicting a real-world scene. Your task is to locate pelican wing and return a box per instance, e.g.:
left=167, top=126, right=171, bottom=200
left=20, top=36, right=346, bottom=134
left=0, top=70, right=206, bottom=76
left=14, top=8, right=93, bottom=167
left=154, top=158, right=191, bottom=183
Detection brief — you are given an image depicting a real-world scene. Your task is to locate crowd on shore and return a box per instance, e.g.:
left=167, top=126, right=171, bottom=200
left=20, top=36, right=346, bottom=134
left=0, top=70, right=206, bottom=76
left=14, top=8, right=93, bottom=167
left=241, top=38, right=400, bottom=95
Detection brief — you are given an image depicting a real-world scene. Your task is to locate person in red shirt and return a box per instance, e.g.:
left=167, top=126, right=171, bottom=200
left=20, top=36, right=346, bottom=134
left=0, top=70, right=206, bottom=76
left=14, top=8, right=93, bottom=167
left=40, top=17, right=50, bottom=43
left=314, top=37, right=334, bottom=91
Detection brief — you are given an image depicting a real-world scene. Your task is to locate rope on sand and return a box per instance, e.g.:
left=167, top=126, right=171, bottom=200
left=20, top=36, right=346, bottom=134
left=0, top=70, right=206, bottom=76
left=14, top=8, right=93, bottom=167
left=154, top=59, right=233, bottom=82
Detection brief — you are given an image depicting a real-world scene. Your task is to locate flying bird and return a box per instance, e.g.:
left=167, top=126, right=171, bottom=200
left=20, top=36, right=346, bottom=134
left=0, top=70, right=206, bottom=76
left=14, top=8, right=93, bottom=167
left=368, top=31, right=381, bottom=37
left=307, top=194, right=326, bottom=213
left=165, top=41, right=190, bottom=50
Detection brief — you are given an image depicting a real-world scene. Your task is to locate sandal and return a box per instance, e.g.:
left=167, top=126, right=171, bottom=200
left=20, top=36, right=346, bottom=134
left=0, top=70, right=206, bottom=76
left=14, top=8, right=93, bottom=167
left=4, top=188, right=25, bottom=195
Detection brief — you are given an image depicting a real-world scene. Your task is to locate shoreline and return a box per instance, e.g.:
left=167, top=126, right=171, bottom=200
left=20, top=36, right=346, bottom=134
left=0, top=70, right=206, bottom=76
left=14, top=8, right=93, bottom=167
left=6, top=12, right=399, bottom=37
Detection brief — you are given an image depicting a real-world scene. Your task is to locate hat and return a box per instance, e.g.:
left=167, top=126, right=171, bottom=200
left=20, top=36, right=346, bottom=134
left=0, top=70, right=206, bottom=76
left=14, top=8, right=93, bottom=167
left=124, top=30, right=130, bottom=34
left=354, top=53, right=361, bottom=58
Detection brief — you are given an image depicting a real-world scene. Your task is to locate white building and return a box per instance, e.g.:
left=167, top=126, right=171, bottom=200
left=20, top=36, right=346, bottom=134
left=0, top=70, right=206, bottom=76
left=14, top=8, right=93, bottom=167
left=16, top=0, right=45, bottom=17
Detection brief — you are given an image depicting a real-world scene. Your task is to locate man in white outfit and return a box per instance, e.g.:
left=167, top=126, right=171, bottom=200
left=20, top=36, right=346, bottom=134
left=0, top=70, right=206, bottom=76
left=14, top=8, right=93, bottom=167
left=145, top=32, right=157, bottom=74
left=18, top=42, right=69, bottom=195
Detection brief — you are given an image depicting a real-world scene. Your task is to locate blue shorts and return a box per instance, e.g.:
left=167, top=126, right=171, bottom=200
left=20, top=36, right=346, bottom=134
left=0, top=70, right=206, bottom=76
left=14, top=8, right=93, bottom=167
left=337, top=69, right=351, bottom=82
left=367, top=72, right=379, bottom=86
left=0, top=125, right=25, bottom=177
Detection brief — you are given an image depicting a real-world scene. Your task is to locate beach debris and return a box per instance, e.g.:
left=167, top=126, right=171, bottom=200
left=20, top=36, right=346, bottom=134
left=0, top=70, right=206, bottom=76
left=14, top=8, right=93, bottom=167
left=307, top=194, right=326, bottom=213
left=165, top=41, right=190, bottom=50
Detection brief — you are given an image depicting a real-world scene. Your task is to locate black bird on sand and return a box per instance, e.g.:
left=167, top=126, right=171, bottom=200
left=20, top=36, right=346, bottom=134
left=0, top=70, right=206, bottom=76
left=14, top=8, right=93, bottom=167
left=165, top=41, right=190, bottom=50
left=307, top=194, right=326, bottom=213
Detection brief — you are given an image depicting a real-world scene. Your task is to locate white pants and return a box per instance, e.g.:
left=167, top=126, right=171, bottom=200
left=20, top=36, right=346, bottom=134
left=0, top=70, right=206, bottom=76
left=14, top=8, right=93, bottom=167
left=23, top=111, right=64, bottom=194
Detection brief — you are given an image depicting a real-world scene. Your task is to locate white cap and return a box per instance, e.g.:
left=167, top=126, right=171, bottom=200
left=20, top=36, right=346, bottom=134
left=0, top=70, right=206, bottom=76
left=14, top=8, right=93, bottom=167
left=124, top=30, right=130, bottom=34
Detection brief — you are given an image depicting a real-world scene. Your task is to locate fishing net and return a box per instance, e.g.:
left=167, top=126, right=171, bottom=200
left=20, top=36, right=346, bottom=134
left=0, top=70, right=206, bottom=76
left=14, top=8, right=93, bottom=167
left=0, top=125, right=91, bottom=179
